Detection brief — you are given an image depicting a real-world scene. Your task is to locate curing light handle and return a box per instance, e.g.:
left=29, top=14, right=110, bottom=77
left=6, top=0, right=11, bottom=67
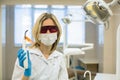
left=22, top=30, right=28, bottom=69
left=23, top=39, right=28, bottom=69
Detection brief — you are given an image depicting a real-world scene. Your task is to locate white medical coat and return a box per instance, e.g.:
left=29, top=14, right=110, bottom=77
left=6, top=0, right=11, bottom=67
left=12, top=47, right=69, bottom=80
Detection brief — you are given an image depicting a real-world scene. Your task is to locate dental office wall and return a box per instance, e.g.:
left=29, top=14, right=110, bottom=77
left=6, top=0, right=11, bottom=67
left=0, top=3, right=2, bottom=80
left=0, top=0, right=119, bottom=80
left=103, top=6, right=120, bottom=73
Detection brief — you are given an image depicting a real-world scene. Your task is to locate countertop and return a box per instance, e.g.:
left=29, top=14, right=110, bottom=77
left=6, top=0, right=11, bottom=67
left=79, top=58, right=99, bottom=64
left=94, top=73, right=118, bottom=80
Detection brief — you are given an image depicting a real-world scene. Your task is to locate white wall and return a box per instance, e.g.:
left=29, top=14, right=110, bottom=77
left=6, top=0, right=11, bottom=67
left=103, top=7, right=120, bottom=73
left=85, top=22, right=98, bottom=60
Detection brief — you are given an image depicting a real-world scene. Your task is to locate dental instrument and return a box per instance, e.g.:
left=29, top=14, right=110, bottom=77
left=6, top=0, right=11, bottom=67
left=22, top=30, right=28, bottom=69
left=25, top=36, right=33, bottom=44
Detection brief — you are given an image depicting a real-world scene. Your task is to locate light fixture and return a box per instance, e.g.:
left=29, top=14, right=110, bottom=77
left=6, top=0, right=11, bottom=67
left=83, top=0, right=113, bottom=24
left=62, top=14, right=72, bottom=24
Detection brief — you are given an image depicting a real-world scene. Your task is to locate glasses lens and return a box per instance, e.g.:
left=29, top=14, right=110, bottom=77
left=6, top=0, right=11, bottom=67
left=40, top=27, right=47, bottom=33
left=40, top=26, right=58, bottom=33
left=49, top=26, right=58, bottom=33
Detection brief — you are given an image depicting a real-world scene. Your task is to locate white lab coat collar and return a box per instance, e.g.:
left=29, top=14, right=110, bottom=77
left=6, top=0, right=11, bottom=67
left=28, top=47, right=60, bottom=59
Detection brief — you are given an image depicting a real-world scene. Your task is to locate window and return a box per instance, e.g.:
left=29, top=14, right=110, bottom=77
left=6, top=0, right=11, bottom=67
left=2, top=5, right=6, bottom=45
left=14, top=5, right=85, bottom=46
left=14, top=5, right=32, bottom=45
left=98, top=24, right=104, bottom=45
left=67, top=6, right=85, bottom=45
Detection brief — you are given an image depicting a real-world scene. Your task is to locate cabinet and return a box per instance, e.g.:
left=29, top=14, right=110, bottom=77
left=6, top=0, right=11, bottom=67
left=78, top=58, right=99, bottom=72
left=86, top=64, right=98, bottom=72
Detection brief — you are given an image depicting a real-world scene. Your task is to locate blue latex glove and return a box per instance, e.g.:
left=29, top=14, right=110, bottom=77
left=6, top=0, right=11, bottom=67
left=17, top=48, right=31, bottom=77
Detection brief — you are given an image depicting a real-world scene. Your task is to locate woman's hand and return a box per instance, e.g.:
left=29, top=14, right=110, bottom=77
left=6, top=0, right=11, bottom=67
left=17, top=49, right=31, bottom=77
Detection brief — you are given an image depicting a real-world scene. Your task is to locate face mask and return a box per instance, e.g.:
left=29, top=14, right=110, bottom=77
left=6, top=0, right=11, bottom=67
left=39, top=33, right=57, bottom=46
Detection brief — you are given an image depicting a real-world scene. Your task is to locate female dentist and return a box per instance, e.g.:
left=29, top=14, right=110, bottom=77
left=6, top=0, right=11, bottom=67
left=12, top=13, right=69, bottom=80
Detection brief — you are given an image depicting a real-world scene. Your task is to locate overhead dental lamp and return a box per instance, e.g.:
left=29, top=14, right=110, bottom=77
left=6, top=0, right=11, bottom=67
left=83, top=0, right=113, bottom=24
left=62, top=14, right=72, bottom=24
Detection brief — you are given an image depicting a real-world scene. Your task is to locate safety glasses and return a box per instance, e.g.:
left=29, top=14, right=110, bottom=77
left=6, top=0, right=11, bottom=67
left=40, top=26, right=58, bottom=33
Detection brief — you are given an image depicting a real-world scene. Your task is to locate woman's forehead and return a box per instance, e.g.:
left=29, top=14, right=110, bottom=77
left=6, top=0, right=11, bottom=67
left=42, top=18, right=55, bottom=26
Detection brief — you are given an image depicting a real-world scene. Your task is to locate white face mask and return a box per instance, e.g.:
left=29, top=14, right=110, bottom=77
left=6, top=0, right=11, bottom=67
left=39, top=33, right=57, bottom=46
